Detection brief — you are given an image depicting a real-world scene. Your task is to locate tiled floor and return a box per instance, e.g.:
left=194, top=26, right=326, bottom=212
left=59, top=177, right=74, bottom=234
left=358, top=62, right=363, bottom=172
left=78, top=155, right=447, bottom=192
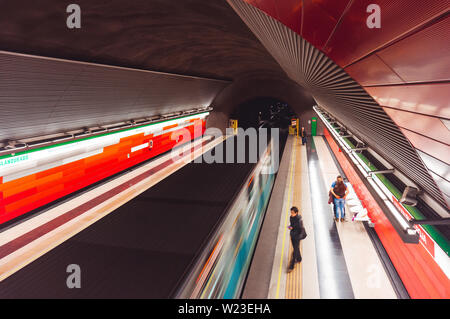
left=306, top=136, right=354, bottom=298
left=256, top=135, right=397, bottom=299
left=313, top=136, right=397, bottom=299
left=266, top=136, right=320, bottom=299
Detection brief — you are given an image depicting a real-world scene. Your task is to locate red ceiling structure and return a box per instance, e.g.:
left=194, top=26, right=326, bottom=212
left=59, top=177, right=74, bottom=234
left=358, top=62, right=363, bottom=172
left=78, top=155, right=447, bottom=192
left=233, top=0, right=450, bottom=299
left=242, top=0, right=450, bottom=209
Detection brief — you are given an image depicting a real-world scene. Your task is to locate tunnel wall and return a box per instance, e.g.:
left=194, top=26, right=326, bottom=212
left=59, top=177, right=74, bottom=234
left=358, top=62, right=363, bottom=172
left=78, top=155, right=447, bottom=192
left=208, top=75, right=316, bottom=132
left=299, top=109, right=325, bottom=136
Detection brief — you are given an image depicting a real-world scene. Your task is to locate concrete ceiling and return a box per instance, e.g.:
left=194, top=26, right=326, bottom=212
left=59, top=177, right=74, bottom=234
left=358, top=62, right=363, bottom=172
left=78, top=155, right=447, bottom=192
left=0, top=0, right=286, bottom=81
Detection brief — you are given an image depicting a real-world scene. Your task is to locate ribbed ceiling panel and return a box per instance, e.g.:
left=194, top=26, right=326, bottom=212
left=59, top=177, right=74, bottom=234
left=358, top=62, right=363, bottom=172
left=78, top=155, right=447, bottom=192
left=0, top=52, right=228, bottom=142
left=227, top=0, right=448, bottom=208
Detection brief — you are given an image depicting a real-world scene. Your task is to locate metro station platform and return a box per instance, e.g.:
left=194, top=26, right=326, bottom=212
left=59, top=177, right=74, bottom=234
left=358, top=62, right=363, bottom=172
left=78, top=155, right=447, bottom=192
left=0, top=131, right=448, bottom=299
left=1, top=0, right=449, bottom=303
left=243, top=135, right=399, bottom=299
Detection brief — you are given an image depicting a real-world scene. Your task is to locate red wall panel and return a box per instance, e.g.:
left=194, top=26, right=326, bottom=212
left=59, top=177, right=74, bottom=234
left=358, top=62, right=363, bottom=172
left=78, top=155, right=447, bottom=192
left=245, top=0, right=277, bottom=18
left=301, top=0, right=350, bottom=50
left=345, top=53, right=404, bottom=86
left=274, top=0, right=303, bottom=34
left=376, top=16, right=450, bottom=82
left=400, top=128, right=450, bottom=164
left=366, top=83, right=450, bottom=118
left=384, top=107, right=450, bottom=145
left=322, top=0, right=449, bottom=67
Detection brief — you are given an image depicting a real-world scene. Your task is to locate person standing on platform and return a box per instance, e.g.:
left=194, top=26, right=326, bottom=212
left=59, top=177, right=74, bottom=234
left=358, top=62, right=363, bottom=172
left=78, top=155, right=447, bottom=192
left=330, top=176, right=349, bottom=222
left=287, top=206, right=306, bottom=272
left=301, top=127, right=307, bottom=145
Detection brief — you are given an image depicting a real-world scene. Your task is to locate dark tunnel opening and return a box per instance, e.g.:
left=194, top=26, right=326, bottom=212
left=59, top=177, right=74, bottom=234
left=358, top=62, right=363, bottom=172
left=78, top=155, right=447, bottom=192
left=231, top=97, right=296, bottom=130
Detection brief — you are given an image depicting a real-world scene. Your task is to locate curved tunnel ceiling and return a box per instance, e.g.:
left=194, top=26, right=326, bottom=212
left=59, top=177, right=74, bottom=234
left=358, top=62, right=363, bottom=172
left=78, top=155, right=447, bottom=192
left=228, top=0, right=449, bottom=210
left=0, top=0, right=314, bottom=143
left=0, top=52, right=228, bottom=142
left=0, top=0, right=448, bottom=210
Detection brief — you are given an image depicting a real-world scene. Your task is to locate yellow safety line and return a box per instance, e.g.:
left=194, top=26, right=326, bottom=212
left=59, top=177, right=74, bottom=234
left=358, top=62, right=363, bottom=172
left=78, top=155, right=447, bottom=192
left=287, top=145, right=304, bottom=299
left=287, top=245, right=293, bottom=298
left=285, top=139, right=304, bottom=299
left=299, top=244, right=303, bottom=298
left=275, top=138, right=296, bottom=299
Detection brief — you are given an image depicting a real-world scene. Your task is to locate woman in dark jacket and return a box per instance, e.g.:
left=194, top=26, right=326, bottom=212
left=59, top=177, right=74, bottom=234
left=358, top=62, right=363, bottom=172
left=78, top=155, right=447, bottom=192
left=288, top=206, right=305, bottom=272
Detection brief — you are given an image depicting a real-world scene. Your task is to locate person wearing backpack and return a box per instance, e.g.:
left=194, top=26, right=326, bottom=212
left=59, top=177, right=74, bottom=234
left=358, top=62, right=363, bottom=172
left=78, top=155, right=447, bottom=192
left=287, top=206, right=307, bottom=272
left=330, top=176, right=349, bottom=222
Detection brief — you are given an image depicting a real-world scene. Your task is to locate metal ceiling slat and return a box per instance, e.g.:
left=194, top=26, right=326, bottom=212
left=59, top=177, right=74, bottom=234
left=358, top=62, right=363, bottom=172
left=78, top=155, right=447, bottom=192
left=0, top=52, right=228, bottom=143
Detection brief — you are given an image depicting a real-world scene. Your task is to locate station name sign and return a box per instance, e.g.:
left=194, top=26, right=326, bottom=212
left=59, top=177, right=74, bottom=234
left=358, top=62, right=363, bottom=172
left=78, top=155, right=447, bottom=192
left=0, top=154, right=30, bottom=168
